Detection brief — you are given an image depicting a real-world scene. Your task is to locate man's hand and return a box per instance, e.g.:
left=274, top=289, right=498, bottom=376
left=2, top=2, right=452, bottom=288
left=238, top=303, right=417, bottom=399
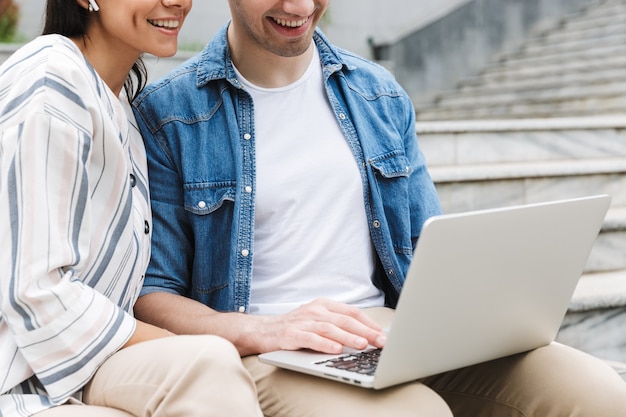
left=247, top=298, right=387, bottom=355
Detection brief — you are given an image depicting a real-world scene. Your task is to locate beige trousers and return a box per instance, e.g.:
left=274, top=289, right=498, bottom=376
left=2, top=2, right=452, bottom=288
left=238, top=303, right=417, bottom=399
left=36, top=335, right=263, bottom=417
left=244, top=307, right=626, bottom=417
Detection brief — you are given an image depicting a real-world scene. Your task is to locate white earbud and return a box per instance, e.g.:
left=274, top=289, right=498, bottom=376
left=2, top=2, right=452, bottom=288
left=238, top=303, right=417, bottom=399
left=88, top=0, right=100, bottom=12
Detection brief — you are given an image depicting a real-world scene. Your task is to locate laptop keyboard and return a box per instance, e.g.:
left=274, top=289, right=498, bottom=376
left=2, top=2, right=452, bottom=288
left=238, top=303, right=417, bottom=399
left=315, top=348, right=381, bottom=376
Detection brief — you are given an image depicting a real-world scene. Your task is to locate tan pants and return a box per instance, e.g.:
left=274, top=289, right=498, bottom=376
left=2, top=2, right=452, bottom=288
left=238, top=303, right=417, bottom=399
left=244, top=308, right=626, bottom=417
left=36, top=335, right=263, bottom=417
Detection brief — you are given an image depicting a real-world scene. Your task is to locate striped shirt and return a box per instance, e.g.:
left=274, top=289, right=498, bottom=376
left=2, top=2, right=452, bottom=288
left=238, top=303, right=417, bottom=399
left=0, top=35, right=151, bottom=416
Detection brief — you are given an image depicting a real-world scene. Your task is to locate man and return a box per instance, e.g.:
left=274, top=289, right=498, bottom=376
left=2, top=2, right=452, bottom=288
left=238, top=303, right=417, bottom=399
left=131, top=0, right=626, bottom=415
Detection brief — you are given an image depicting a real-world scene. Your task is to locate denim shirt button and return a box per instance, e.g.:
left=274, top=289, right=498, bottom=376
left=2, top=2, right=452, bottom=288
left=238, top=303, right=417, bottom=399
left=243, top=133, right=252, bottom=140
left=241, top=249, right=250, bottom=257
left=339, top=113, right=346, bottom=120
left=238, top=306, right=246, bottom=313
left=373, top=220, right=381, bottom=228
left=198, top=201, right=207, bottom=209
left=245, top=186, right=252, bottom=193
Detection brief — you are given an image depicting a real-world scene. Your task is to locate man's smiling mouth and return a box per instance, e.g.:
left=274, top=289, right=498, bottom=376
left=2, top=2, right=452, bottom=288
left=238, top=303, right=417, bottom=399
left=271, top=16, right=309, bottom=28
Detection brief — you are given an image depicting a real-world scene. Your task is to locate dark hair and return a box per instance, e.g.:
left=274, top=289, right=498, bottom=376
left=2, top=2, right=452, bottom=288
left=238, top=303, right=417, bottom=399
left=42, top=0, right=147, bottom=100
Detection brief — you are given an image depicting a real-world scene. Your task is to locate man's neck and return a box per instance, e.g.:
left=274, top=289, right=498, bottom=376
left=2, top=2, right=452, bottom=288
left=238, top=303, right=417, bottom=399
left=228, top=28, right=315, bottom=88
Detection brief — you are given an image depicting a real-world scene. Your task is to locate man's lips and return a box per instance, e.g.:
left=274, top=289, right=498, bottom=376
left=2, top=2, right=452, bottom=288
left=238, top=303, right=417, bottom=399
left=270, top=16, right=310, bottom=28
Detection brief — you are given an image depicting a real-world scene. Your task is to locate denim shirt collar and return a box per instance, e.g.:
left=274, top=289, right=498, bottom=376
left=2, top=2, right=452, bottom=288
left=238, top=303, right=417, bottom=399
left=194, top=22, right=350, bottom=88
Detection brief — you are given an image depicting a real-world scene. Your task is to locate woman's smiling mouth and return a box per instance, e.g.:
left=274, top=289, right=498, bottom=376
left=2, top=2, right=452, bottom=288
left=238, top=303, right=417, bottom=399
left=148, top=19, right=181, bottom=29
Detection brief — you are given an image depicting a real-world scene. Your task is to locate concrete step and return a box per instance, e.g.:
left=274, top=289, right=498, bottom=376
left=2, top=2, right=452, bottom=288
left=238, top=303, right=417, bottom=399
left=454, top=68, right=626, bottom=96
left=565, top=0, right=626, bottom=21
left=459, top=55, right=626, bottom=88
left=588, top=207, right=626, bottom=272
left=417, top=117, right=626, bottom=166
left=487, top=41, right=626, bottom=76
left=485, top=1, right=626, bottom=71
left=433, top=78, right=626, bottom=109
left=518, top=31, right=626, bottom=58
left=557, top=269, right=626, bottom=363
left=417, top=96, right=626, bottom=120
left=538, top=14, right=626, bottom=45
left=430, top=157, right=626, bottom=215
left=453, top=57, right=626, bottom=94
left=559, top=3, right=626, bottom=32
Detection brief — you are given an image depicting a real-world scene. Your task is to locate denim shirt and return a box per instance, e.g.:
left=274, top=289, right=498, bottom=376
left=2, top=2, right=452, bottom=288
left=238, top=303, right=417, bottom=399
left=132, top=25, right=442, bottom=313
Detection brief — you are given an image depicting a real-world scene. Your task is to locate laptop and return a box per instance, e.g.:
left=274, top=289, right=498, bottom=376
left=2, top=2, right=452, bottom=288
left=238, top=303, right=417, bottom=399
left=258, top=194, right=611, bottom=389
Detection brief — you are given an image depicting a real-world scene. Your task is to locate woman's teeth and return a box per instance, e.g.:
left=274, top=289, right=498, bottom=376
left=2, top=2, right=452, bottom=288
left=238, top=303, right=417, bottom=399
left=149, top=19, right=180, bottom=29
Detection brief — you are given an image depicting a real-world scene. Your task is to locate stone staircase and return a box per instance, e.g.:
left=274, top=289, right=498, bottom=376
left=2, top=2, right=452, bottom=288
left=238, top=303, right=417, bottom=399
left=413, top=0, right=626, bottom=363
left=415, top=0, right=626, bottom=121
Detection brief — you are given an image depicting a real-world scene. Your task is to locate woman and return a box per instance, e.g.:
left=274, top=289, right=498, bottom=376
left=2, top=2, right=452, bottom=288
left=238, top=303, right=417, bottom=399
left=0, top=1, right=262, bottom=416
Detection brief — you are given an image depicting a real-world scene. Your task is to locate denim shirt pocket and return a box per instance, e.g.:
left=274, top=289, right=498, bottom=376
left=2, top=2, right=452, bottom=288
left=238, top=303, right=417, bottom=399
left=369, top=151, right=412, bottom=179
left=183, top=182, right=236, bottom=215
left=368, top=151, right=414, bottom=256
left=182, top=182, right=237, bottom=309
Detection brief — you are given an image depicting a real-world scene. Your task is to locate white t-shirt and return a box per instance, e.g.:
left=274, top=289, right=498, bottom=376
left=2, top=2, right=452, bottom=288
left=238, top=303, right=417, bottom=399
left=236, top=47, right=385, bottom=315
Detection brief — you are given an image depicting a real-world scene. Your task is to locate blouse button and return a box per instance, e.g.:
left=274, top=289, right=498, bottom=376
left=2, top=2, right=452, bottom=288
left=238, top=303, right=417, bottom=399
left=144, top=220, right=150, bottom=234
left=129, top=174, right=136, bottom=187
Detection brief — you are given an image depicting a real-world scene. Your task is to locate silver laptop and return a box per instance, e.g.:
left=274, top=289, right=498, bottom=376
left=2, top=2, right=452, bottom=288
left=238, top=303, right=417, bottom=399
left=259, top=195, right=611, bottom=389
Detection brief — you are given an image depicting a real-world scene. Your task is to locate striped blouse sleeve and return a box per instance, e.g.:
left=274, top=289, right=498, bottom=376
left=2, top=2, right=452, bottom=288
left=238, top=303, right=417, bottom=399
left=0, top=108, right=136, bottom=402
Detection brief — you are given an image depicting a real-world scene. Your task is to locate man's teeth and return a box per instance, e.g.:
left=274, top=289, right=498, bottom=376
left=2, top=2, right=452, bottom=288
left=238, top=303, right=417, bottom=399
left=273, top=17, right=308, bottom=28
left=149, top=20, right=180, bottom=29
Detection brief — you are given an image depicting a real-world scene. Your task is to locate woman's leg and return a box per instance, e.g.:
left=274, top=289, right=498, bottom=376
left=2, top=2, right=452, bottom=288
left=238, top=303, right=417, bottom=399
left=83, top=335, right=263, bottom=417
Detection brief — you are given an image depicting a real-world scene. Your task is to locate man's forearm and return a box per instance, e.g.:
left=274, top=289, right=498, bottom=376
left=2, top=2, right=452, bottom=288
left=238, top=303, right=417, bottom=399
left=133, top=292, right=263, bottom=356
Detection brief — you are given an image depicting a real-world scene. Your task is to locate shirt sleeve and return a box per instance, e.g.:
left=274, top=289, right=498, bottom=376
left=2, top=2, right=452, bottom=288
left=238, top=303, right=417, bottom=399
left=0, top=110, right=136, bottom=402
left=401, top=92, right=442, bottom=248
